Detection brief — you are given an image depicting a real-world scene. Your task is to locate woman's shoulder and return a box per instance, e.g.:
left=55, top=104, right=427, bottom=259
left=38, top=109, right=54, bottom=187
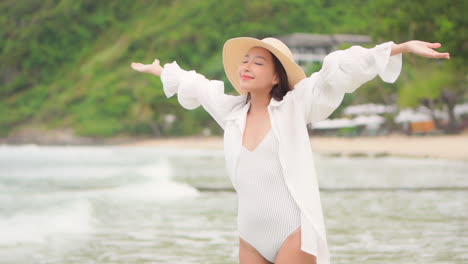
left=221, top=95, right=249, bottom=121
left=225, top=94, right=249, bottom=111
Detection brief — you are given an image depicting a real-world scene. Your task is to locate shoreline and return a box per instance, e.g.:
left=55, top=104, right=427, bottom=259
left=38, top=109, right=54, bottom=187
left=2, top=133, right=467, bottom=162
left=309, top=134, right=468, bottom=161
left=125, top=133, right=468, bottom=162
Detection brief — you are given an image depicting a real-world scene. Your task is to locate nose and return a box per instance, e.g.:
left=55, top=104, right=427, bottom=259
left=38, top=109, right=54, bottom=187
left=241, top=60, right=253, bottom=72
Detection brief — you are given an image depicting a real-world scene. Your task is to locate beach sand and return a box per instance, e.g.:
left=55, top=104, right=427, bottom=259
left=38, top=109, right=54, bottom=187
left=124, top=133, right=468, bottom=161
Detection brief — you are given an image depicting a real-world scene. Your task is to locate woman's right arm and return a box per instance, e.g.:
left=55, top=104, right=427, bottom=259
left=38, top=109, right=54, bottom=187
left=131, top=59, right=241, bottom=130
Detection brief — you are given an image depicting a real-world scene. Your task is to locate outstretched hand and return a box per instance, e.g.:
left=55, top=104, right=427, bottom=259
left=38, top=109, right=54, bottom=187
left=131, top=59, right=164, bottom=76
left=399, top=40, right=450, bottom=59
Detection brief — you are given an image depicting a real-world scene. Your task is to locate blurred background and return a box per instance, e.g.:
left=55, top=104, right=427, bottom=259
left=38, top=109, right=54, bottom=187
left=0, top=0, right=466, bottom=140
left=0, top=0, right=467, bottom=263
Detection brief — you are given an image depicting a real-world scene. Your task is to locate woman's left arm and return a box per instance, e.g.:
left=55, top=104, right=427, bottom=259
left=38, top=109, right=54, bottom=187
left=292, top=40, right=450, bottom=124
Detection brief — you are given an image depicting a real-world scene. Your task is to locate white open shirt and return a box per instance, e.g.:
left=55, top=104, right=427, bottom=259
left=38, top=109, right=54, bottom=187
left=160, top=41, right=402, bottom=264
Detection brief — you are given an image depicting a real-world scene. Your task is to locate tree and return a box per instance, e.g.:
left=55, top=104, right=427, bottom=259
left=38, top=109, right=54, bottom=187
left=370, top=0, right=467, bottom=133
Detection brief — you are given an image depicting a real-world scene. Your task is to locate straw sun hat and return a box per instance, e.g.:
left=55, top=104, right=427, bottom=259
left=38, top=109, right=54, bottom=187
left=222, top=37, right=306, bottom=95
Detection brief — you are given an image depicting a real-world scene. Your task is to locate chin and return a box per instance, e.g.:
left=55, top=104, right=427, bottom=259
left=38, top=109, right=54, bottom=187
left=239, top=85, right=251, bottom=94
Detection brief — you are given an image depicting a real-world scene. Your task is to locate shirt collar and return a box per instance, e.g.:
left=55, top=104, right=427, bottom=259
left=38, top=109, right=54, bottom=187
left=225, top=97, right=285, bottom=134
left=269, top=96, right=284, bottom=107
left=225, top=97, right=283, bottom=119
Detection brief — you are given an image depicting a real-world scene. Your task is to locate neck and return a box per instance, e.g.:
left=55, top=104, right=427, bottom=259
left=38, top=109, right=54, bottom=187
left=248, top=91, right=271, bottom=114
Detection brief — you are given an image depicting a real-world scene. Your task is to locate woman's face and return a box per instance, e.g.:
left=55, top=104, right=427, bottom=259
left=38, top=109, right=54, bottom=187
left=238, top=47, right=279, bottom=94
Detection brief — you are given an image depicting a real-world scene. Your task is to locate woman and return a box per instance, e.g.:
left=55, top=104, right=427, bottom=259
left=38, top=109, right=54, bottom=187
left=131, top=37, right=449, bottom=264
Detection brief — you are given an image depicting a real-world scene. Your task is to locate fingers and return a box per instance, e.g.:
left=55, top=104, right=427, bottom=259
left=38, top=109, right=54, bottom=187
left=437, top=52, right=450, bottom=59
left=428, top=51, right=450, bottom=59
left=130, top=59, right=161, bottom=71
left=428, top=43, right=450, bottom=59
left=130, top=62, right=143, bottom=71
left=417, top=41, right=450, bottom=59
left=427, top=42, right=442, bottom=49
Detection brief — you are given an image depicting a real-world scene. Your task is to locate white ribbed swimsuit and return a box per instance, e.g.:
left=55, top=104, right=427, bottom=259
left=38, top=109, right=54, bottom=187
left=236, top=129, right=306, bottom=262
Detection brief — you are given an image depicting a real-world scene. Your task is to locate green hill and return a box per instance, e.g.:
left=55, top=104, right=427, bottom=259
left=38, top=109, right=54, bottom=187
left=1, top=0, right=463, bottom=139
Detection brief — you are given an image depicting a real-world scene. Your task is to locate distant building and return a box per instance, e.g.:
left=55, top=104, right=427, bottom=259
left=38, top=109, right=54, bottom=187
left=276, top=33, right=371, bottom=66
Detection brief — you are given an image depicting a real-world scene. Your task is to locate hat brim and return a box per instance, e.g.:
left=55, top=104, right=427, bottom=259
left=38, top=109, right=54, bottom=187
left=223, top=37, right=306, bottom=95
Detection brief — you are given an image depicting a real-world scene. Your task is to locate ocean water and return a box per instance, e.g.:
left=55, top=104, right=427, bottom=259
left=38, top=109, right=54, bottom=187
left=0, top=145, right=467, bottom=264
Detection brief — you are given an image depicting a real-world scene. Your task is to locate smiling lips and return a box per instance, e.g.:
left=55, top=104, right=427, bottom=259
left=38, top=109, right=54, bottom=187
left=241, top=75, right=254, bottom=80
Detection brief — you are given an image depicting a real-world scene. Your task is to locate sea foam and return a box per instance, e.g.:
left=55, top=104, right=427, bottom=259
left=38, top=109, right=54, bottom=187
left=0, top=200, right=92, bottom=246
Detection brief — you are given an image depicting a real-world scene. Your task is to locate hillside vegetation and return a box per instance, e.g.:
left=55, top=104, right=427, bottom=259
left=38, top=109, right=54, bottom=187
left=1, top=0, right=464, bottom=138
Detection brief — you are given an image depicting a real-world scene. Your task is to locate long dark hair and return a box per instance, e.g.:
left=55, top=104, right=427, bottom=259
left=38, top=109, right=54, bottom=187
left=245, top=51, right=290, bottom=103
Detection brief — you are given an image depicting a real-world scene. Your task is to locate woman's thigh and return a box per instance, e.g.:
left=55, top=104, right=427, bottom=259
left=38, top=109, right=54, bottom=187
left=275, top=227, right=317, bottom=264
left=239, top=237, right=272, bottom=264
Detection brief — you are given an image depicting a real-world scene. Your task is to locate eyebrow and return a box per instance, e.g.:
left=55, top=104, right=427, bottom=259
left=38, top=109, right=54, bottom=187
left=243, top=55, right=267, bottom=60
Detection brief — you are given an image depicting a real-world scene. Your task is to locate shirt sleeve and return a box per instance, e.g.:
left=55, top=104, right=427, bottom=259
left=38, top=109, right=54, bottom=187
left=160, top=61, right=241, bottom=130
left=292, top=41, right=402, bottom=124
